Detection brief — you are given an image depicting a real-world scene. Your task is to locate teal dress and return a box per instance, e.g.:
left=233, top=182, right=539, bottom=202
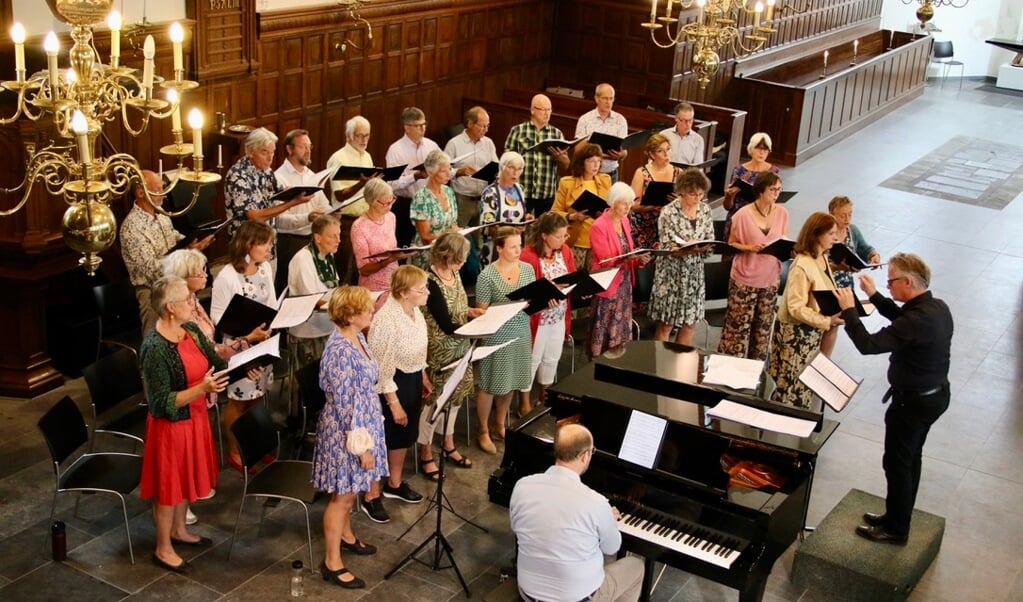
left=475, top=262, right=535, bottom=395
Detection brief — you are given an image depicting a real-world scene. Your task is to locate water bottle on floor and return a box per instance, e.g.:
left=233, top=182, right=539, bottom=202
left=290, top=559, right=304, bottom=597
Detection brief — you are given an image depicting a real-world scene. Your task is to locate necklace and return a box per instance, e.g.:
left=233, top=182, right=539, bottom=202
left=753, top=201, right=773, bottom=218
left=433, top=265, right=456, bottom=283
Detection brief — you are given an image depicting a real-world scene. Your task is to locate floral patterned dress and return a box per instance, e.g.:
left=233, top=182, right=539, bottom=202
left=479, top=182, right=527, bottom=268
left=410, top=184, right=458, bottom=268
left=589, top=230, right=633, bottom=357
left=311, top=330, right=389, bottom=494
left=648, top=201, right=714, bottom=327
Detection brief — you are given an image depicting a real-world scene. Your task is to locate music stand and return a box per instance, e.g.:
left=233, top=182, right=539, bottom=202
left=383, top=343, right=481, bottom=597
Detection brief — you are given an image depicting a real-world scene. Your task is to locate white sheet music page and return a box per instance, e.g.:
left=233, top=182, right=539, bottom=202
left=431, top=351, right=473, bottom=422
left=706, top=400, right=816, bottom=438
left=798, top=354, right=860, bottom=412
left=222, top=334, right=281, bottom=372
left=618, top=410, right=667, bottom=469
left=703, top=355, right=764, bottom=390
left=588, top=267, right=621, bottom=291
left=454, top=301, right=528, bottom=337
left=440, top=339, right=517, bottom=371
left=270, top=294, right=320, bottom=329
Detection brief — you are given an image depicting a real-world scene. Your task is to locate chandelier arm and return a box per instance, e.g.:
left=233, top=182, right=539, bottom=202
left=650, top=27, right=681, bottom=50
left=0, top=89, right=29, bottom=125
left=0, top=150, right=73, bottom=215
left=119, top=102, right=150, bottom=137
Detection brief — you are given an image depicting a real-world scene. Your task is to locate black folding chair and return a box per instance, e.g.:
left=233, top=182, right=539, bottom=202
left=92, top=279, right=143, bottom=355
left=228, top=403, right=319, bottom=570
left=701, top=260, right=732, bottom=349
left=81, top=347, right=147, bottom=452
left=37, top=396, right=142, bottom=564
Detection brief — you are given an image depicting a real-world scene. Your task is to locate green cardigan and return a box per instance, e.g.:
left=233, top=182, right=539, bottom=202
left=140, top=321, right=228, bottom=421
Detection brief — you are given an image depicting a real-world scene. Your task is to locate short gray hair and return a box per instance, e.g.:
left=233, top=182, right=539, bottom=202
left=151, top=276, right=188, bottom=316
left=423, top=149, right=450, bottom=174
left=362, top=178, right=393, bottom=205
left=498, top=151, right=524, bottom=172
left=400, top=107, right=425, bottom=125
left=162, top=249, right=207, bottom=280
left=345, top=116, right=370, bottom=139
left=245, top=127, right=278, bottom=152
left=747, top=132, right=772, bottom=154
left=606, top=181, right=636, bottom=207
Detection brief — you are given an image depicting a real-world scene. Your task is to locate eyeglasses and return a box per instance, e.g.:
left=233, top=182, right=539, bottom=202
left=412, top=286, right=430, bottom=295
left=887, top=276, right=905, bottom=286
left=406, top=121, right=427, bottom=128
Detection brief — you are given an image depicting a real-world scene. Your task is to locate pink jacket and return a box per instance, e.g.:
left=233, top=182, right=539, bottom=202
left=520, top=244, right=577, bottom=340
left=587, top=211, right=636, bottom=298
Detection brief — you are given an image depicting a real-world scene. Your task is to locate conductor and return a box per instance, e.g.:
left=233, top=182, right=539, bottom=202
left=510, top=424, right=643, bottom=601
left=836, top=252, right=952, bottom=545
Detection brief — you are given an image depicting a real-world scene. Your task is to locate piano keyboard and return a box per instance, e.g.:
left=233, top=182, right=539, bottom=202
left=616, top=504, right=745, bottom=569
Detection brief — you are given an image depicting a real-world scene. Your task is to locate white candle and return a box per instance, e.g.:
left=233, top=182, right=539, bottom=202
left=107, top=11, right=121, bottom=66
left=142, top=35, right=155, bottom=92
left=169, top=22, right=184, bottom=74
left=650, top=0, right=658, bottom=22
left=218, top=145, right=223, bottom=167
left=853, top=39, right=859, bottom=56
left=766, top=0, right=775, bottom=22
left=44, top=32, right=59, bottom=93
left=11, top=23, right=25, bottom=76
left=823, top=50, right=829, bottom=68
left=188, top=109, right=203, bottom=160
left=167, top=89, right=181, bottom=131
left=754, top=2, right=763, bottom=27
left=71, top=110, right=90, bottom=164
left=665, top=0, right=674, bottom=18
left=159, top=159, right=163, bottom=179
left=696, top=0, right=706, bottom=24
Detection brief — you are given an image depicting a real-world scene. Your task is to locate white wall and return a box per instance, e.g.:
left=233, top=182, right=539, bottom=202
left=12, top=0, right=187, bottom=35
left=881, top=0, right=1022, bottom=78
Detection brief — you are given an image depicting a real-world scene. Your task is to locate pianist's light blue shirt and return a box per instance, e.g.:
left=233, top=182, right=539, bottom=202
left=510, top=465, right=622, bottom=601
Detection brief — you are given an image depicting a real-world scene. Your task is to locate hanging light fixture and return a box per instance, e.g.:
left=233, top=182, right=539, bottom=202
left=642, top=0, right=812, bottom=89
left=901, top=0, right=970, bottom=31
left=0, top=0, right=221, bottom=274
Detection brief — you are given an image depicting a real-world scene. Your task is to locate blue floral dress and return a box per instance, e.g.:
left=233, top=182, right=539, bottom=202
left=311, top=330, right=388, bottom=494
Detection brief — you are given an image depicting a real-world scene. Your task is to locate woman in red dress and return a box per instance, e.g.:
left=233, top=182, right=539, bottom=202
left=139, top=277, right=229, bottom=573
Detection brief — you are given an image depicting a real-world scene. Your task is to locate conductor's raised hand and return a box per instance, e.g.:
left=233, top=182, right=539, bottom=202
left=858, top=273, right=877, bottom=297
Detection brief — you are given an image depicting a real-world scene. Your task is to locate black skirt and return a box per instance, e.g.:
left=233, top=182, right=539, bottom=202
left=380, top=369, right=423, bottom=449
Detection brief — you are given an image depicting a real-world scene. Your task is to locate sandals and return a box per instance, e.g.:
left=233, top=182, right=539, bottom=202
left=419, top=458, right=442, bottom=481
left=320, top=563, right=366, bottom=589
left=441, top=447, right=473, bottom=468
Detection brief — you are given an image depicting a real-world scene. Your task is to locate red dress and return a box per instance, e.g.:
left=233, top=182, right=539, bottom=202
left=140, top=335, right=218, bottom=505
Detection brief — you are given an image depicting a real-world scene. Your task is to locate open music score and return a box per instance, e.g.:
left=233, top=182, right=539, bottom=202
left=618, top=410, right=668, bottom=469
left=706, top=400, right=817, bottom=438
left=798, top=352, right=861, bottom=412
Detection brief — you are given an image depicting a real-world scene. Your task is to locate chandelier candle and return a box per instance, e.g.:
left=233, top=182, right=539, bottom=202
left=170, top=22, right=184, bottom=80
left=44, top=32, right=59, bottom=96
left=189, top=108, right=203, bottom=163
left=71, top=110, right=90, bottom=164
left=852, top=39, right=858, bottom=64
left=107, top=11, right=121, bottom=68
left=142, top=35, right=155, bottom=96
left=11, top=23, right=25, bottom=81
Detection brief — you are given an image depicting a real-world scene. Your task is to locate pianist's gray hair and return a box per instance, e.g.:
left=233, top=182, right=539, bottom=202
left=423, top=150, right=451, bottom=175
left=345, top=116, right=370, bottom=139
left=606, top=181, right=636, bottom=208
left=162, top=249, right=207, bottom=281
left=244, top=127, right=278, bottom=152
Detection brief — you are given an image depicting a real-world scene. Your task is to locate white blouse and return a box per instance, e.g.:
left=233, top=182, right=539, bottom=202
left=368, top=295, right=428, bottom=394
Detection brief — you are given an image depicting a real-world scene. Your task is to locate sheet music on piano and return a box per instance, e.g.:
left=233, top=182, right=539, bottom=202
left=702, top=355, right=764, bottom=390
left=618, top=410, right=668, bottom=469
left=706, top=400, right=817, bottom=438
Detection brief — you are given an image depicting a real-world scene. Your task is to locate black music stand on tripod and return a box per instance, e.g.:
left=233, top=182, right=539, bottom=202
left=384, top=342, right=484, bottom=597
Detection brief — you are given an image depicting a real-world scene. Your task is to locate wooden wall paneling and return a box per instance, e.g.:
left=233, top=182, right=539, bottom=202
left=187, top=0, right=257, bottom=80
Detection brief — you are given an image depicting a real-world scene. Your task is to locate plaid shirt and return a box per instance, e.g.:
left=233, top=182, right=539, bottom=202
left=504, top=120, right=564, bottom=201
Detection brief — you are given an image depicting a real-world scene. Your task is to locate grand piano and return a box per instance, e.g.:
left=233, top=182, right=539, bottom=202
left=488, top=342, right=838, bottom=601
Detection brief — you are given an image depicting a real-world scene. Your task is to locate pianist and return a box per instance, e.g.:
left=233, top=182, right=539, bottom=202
left=510, top=424, right=643, bottom=602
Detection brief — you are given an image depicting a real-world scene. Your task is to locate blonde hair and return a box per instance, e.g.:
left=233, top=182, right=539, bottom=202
left=327, top=286, right=373, bottom=327
left=390, top=264, right=428, bottom=299
left=162, top=249, right=207, bottom=280
left=747, top=132, right=773, bottom=154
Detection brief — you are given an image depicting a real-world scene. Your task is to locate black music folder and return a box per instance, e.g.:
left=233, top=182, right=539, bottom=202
left=332, top=165, right=404, bottom=181
left=507, top=278, right=568, bottom=315
left=676, top=238, right=739, bottom=255
left=641, top=181, right=675, bottom=207
left=523, top=136, right=585, bottom=154
left=570, top=190, right=607, bottom=218
left=171, top=219, right=230, bottom=252
left=829, top=243, right=883, bottom=271
left=671, top=156, right=720, bottom=170
left=470, top=161, right=500, bottom=183
left=758, top=238, right=795, bottom=261
left=552, top=268, right=615, bottom=299
left=217, top=295, right=278, bottom=338
left=588, top=129, right=653, bottom=153
left=812, top=290, right=875, bottom=318
left=269, top=186, right=322, bottom=202
left=363, top=243, right=432, bottom=260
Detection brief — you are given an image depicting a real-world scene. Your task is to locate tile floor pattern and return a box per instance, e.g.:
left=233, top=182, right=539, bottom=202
left=879, top=135, right=1023, bottom=209
left=1, top=82, right=1022, bottom=601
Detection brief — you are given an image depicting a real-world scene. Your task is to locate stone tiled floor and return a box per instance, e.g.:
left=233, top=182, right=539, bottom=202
left=1, top=81, right=1022, bottom=601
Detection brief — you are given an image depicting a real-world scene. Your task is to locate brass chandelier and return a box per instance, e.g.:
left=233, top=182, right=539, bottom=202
left=902, top=0, right=970, bottom=30
left=643, top=0, right=812, bottom=89
left=0, top=0, right=220, bottom=274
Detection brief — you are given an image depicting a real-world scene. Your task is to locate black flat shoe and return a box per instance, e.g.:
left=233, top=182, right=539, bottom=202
left=152, top=553, right=191, bottom=573
left=340, top=537, right=377, bottom=555
left=171, top=536, right=213, bottom=547
left=441, top=447, right=472, bottom=468
left=419, top=458, right=442, bottom=481
left=855, top=524, right=907, bottom=545
left=320, top=563, right=366, bottom=589
left=862, top=512, right=886, bottom=527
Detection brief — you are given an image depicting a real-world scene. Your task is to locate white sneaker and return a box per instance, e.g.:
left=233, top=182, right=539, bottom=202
left=197, top=488, right=216, bottom=501
left=186, top=508, right=198, bottom=525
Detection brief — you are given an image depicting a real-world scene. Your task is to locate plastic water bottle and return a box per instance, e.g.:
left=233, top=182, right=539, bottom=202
left=290, top=559, right=304, bottom=597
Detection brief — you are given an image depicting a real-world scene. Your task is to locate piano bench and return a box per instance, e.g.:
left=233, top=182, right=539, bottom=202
left=792, top=488, right=945, bottom=601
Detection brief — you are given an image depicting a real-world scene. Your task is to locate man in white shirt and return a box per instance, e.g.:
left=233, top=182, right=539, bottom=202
left=510, top=424, right=643, bottom=602
left=443, top=106, right=498, bottom=233
left=386, top=107, right=440, bottom=246
left=274, top=129, right=333, bottom=291
left=575, top=83, right=629, bottom=182
left=325, top=115, right=378, bottom=283
left=660, top=102, right=705, bottom=166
